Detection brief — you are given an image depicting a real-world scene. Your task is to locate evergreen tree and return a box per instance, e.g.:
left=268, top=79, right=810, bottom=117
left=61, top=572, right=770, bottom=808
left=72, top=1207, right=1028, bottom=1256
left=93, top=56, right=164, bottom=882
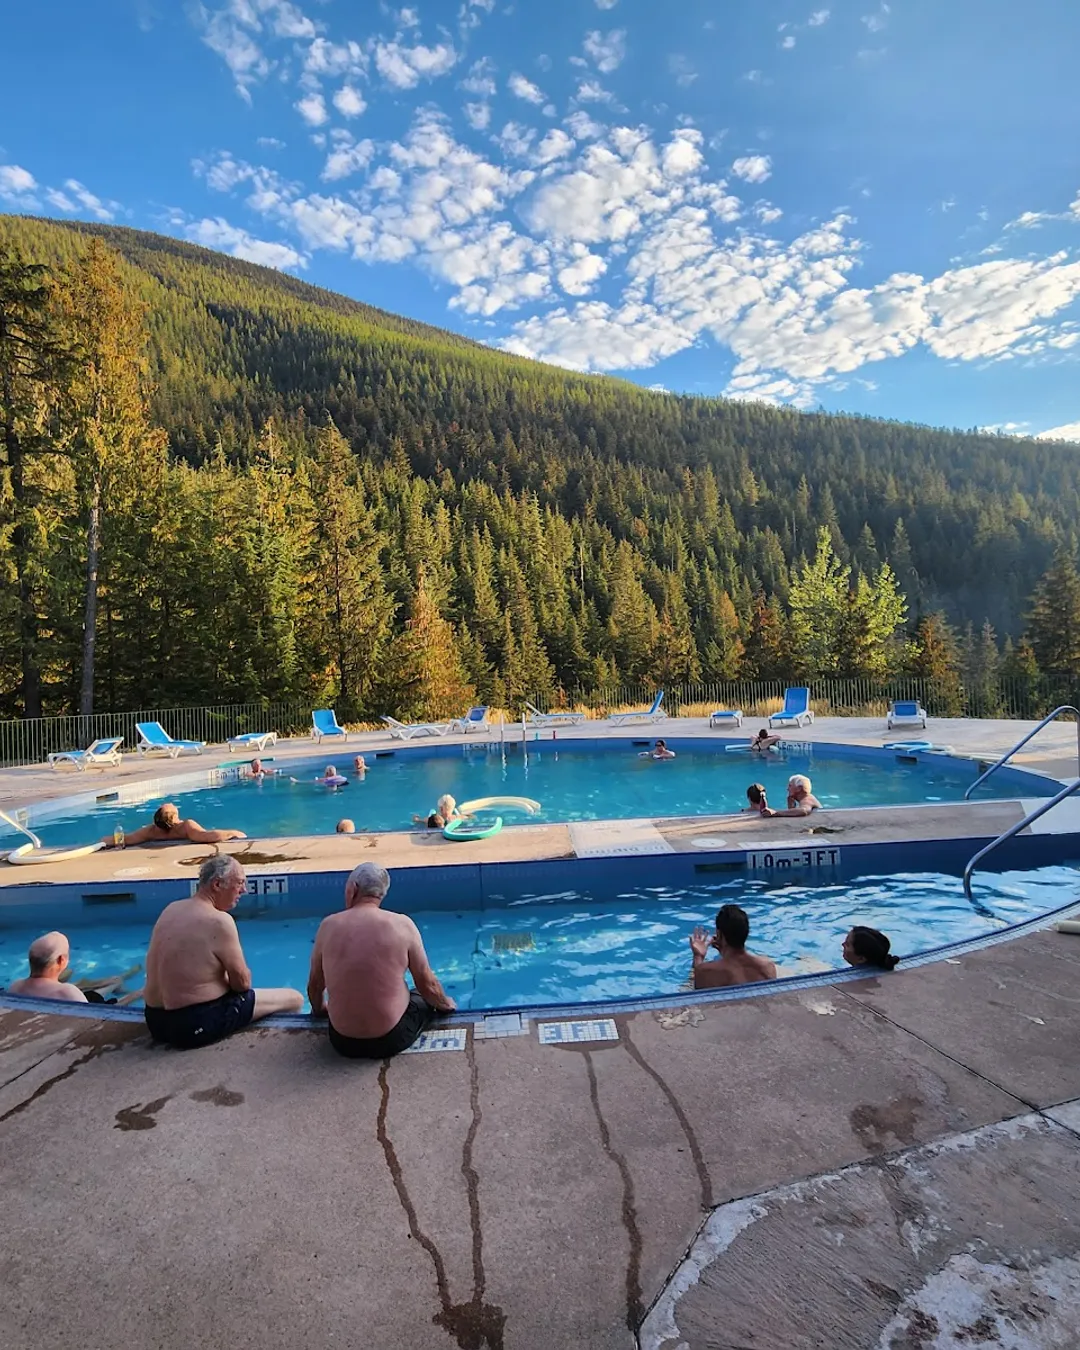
left=787, top=527, right=850, bottom=677
left=383, top=566, right=474, bottom=719
left=906, top=612, right=963, bottom=715
left=1027, top=549, right=1080, bottom=675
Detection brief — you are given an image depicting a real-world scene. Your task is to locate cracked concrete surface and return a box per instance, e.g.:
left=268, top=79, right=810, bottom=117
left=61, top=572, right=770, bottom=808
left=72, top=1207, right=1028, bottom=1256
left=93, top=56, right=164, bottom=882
left=1, top=928, right=1079, bottom=1349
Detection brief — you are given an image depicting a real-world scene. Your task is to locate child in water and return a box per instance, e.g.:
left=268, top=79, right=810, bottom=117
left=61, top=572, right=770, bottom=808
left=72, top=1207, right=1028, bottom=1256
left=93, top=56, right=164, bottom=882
left=744, top=783, right=768, bottom=814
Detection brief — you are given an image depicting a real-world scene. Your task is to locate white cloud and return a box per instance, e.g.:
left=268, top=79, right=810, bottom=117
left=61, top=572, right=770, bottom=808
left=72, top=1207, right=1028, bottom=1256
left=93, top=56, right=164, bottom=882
left=667, top=54, right=698, bottom=88
left=195, top=0, right=318, bottom=100
left=374, top=40, right=458, bottom=89
left=257, top=136, right=286, bottom=149
left=808, top=8, right=830, bottom=24
left=302, top=37, right=366, bottom=85
left=755, top=201, right=783, bottom=224
left=495, top=122, right=536, bottom=159
left=464, top=102, right=491, bottom=130
left=557, top=249, right=608, bottom=295
left=732, top=154, right=772, bottom=184
left=595, top=0, right=619, bottom=7
left=508, top=72, right=546, bottom=104
left=0, top=164, right=38, bottom=201
left=398, top=7, right=420, bottom=26
left=460, top=57, right=496, bottom=96
left=58, top=178, right=119, bottom=220
left=333, top=84, right=367, bottom=117
left=501, top=300, right=691, bottom=371
left=296, top=92, right=328, bottom=126
left=781, top=34, right=796, bottom=49
left=565, top=110, right=605, bottom=140
left=1038, top=421, right=1080, bottom=442
left=322, top=134, right=374, bottom=181
left=575, top=79, right=615, bottom=104
left=861, top=2, right=890, bottom=31
left=186, top=216, right=308, bottom=270
left=532, top=128, right=576, bottom=166
left=583, top=29, right=627, bottom=74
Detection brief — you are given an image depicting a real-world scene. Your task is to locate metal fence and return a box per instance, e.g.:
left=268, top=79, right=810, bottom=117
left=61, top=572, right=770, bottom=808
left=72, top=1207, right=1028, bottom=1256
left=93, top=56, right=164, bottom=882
left=1, top=676, right=1078, bottom=768
left=0, top=701, right=312, bottom=768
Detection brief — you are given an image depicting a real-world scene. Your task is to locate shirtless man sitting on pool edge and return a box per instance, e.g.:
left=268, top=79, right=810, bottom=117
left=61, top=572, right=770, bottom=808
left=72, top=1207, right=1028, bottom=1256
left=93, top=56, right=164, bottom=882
left=143, top=854, right=302, bottom=1049
left=101, top=802, right=246, bottom=848
left=307, top=862, right=456, bottom=1058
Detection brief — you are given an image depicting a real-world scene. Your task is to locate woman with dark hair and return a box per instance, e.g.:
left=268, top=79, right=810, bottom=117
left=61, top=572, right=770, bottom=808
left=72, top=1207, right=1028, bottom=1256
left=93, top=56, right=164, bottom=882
left=842, top=926, right=900, bottom=971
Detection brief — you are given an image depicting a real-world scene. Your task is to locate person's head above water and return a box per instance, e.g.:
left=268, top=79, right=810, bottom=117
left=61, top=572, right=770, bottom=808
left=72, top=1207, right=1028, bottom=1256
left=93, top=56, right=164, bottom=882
left=345, top=861, right=391, bottom=908
left=153, top=802, right=180, bottom=830
left=437, top=794, right=457, bottom=820
left=754, top=728, right=770, bottom=740
left=746, top=783, right=766, bottom=806
left=353, top=755, right=367, bottom=772
left=426, top=812, right=445, bottom=829
left=843, top=926, right=899, bottom=971
left=714, top=904, right=750, bottom=951
left=324, top=764, right=338, bottom=779
left=27, top=931, right=71, bottom=979
left=788, top=774, right=812, bottom=798
left=336, top=819, right=355, bottom=834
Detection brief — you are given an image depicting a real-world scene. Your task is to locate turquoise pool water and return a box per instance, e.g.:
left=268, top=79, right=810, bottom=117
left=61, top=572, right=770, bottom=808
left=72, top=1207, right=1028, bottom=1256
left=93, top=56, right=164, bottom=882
left=1, top=865, right=1071, bottom=1011
left=3, top=741, right=1052, bottom=849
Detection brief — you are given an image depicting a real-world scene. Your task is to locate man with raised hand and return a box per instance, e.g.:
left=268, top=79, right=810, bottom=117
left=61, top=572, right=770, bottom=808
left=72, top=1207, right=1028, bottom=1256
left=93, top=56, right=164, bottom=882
left=143, top=853, right=302, bottom=1049
left=6, top=932, right=89, bottom=1003
left=307, top=862, right=456, bottom=1059
left=689, top=904, right=777, bottom=990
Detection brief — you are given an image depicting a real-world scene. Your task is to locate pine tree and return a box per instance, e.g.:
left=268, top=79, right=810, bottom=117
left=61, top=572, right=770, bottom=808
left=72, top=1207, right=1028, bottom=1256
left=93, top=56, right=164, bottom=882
left=787, top=527, right=850, bottom=677
left=1027, top=548, right=1080, bottom=674
left=384, top=566, right=474, bottom=720
left=906, top=613, right=963, bottom=715
left=742, top=593, right=789, bottom=681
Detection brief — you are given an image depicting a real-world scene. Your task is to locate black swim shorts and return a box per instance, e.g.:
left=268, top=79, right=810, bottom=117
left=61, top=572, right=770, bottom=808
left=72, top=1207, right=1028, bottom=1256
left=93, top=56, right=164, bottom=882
left=328, top=990, right=433, bottom=1059
left=144, top=989, right=256, bottom=1050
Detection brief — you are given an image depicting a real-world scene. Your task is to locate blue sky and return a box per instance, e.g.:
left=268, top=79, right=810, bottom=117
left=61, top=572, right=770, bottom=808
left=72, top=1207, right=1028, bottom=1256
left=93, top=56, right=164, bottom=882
left=3, top=0, right=1080, bottom=438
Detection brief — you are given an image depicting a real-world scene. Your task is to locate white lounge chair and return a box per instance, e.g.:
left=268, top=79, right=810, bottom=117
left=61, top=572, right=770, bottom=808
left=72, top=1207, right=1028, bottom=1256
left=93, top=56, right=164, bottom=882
left=227, top=731, right=278, bottom=752
left=453, top=706, right=491, bottom=734
left=887, top=699, right=927, bottom=730
left=311, top=709, right=349, bottom=742
left=609, top=691, right=665, bottom=726
left=525, top=701, right=586, bottom=726
left=708, top=709, right=743, bottom=728
left=48, top=737, right=124, bottom=772
left=135, top=722, right=206, bottom=758
left=381, top=716, right=452, bottom=741
left=768, top=688, right=815, bottom=729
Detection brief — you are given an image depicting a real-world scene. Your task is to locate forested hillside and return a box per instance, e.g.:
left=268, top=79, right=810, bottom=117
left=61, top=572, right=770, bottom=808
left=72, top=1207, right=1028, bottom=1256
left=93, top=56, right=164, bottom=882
left=1, top=213, right=1078, bottom=721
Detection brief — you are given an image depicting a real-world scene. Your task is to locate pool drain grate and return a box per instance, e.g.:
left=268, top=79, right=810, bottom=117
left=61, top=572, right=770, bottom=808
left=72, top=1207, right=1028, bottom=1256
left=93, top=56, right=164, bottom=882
left=492, top=931, right=535, bottom=952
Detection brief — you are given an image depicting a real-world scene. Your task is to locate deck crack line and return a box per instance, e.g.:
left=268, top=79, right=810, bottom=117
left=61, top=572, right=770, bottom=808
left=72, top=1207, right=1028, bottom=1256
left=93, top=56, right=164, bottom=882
left=836, top=987, right=1039, bottom=1113
left=621, top=1023, right=713, bottom=1209
left=375, top=1054, right=505, bottom=1350
left=583, top=1047, right=644, bottom=1332
left=0, top=1039, right=125, bottom=1125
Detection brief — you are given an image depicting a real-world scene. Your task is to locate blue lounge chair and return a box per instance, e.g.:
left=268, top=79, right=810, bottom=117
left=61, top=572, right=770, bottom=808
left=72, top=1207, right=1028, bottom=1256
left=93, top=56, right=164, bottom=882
left=381, top=716, right=452, bottom=741
left=311, top=709, right=349, bottom=743
left=136, top=722, right=206, bottom=758
left=708, top=709, right=743, bottom=729
left=525, top=701, right=587, bottom=726
left=608, top=691, right=665, bottom=726
left=227, top=730, right=278, bottom=752
left=454, top=706, right=491, bottom=734
left=48, top=737, right=124, bottom=772
left=768, top=688, right=815, bottom=729
left=887, top=700, right=927, bottom=730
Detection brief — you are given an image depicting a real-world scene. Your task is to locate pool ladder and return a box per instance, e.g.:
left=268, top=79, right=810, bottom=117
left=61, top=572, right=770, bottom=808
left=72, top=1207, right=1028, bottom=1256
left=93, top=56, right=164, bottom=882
left=963, top=706, right=1080, bottom=904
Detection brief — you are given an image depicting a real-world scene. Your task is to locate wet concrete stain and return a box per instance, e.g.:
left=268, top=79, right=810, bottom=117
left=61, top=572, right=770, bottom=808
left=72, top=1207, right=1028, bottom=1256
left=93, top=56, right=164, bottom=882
left=582, top=1047, right=644, bottom=1332
left=0, top=1023, right=142, bottom=1125
left=621, top=1022, right=713, bottom=1209
left=375, top=1045, right=506, bottom=1349
left=889, top=1307, right=941, bottom=1348
left=190, top=1084, right=245, bottom=1107
left=851, top=1094, right=924, bottom=1152
left=114, top=1095, right=173, bottom=1131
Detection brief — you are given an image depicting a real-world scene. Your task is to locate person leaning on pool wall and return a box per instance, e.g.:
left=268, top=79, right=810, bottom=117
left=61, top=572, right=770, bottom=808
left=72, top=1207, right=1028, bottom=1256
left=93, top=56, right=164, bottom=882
left=842, top=926, right=900, bottom=971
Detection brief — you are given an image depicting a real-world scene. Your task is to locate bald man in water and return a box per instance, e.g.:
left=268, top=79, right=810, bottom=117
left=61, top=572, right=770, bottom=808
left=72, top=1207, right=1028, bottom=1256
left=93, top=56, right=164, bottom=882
left=6, top=932, right=88, bottom=1002
left=307, top=862, right=456, bottom=1058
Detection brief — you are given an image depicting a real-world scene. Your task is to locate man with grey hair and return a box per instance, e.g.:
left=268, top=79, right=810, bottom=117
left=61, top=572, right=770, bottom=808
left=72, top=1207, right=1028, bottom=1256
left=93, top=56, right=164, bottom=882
left=6, top=931, right=89, bottom=1002
left=307, top=862, right=456, bottom=1059
left=761, top=774, right=823, bottom=817
left=143, top=853, right=303, bottom=1049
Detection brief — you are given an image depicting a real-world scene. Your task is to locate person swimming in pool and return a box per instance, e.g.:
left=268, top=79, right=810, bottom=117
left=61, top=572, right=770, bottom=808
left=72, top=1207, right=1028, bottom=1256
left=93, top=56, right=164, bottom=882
left=689, top=904, right=777, bottom=989
left=143, top=854, right=303, bottom=1050
left=353, top=755, right=368, bottom=777
left=743, top=783, right=769, bottom=814
left=101, top=802, right=246, bottom=848
left=750, top=728, right=783, bottom=753
left=761, top=774, right=822, bottom=817
left=336, top=819, right=356, bottom=834
left=640, top=739, right=675, bottom=760
left=249, top=757, right=282, bottom=779
left=317, top=764, right=348, bottom=787
left=5, top=932, right=88, bottom=1003
left=842, top=926, right=900, bottom=971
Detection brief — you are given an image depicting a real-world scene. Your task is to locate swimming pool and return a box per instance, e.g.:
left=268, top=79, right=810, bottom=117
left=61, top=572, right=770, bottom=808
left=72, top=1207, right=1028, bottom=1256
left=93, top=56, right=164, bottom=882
left=1, top=863, right=1073, bottom=1011
left=2, top=739, right=1056, bottom=848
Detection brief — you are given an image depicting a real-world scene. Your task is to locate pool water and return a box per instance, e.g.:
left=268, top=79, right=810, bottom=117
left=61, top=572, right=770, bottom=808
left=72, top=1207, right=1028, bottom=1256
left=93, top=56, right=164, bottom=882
left=3, top=741, right=1052, bottom=849
left=2, top=865, right=1072, bottom=1011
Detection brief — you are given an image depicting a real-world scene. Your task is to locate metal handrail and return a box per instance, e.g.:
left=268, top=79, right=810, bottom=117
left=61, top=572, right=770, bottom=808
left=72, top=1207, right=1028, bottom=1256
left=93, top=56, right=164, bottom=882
left=963, top=776, right=1080, bottom=904
left=964, top=705, right=1080, bottom=800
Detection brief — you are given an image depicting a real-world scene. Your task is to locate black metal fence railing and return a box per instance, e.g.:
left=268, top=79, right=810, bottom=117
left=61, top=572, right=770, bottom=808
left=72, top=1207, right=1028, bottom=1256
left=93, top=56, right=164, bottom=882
left=2, top=677, right=1079, bottom=768
left=0, top=701, right=312, bottom=768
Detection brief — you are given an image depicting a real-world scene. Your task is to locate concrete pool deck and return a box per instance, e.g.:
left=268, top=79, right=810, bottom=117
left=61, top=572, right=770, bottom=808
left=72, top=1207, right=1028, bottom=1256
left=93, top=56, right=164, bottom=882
left=3, top=715, right=1080, bottom=1347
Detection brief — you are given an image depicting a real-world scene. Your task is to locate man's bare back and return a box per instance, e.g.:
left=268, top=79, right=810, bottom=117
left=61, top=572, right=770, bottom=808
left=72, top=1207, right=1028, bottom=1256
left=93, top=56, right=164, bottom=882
left=144, top=897, right=249, bottom=1010
left=311, top=906, right=425, bottom=1039
left=692, top=949, right=777, bottom=989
